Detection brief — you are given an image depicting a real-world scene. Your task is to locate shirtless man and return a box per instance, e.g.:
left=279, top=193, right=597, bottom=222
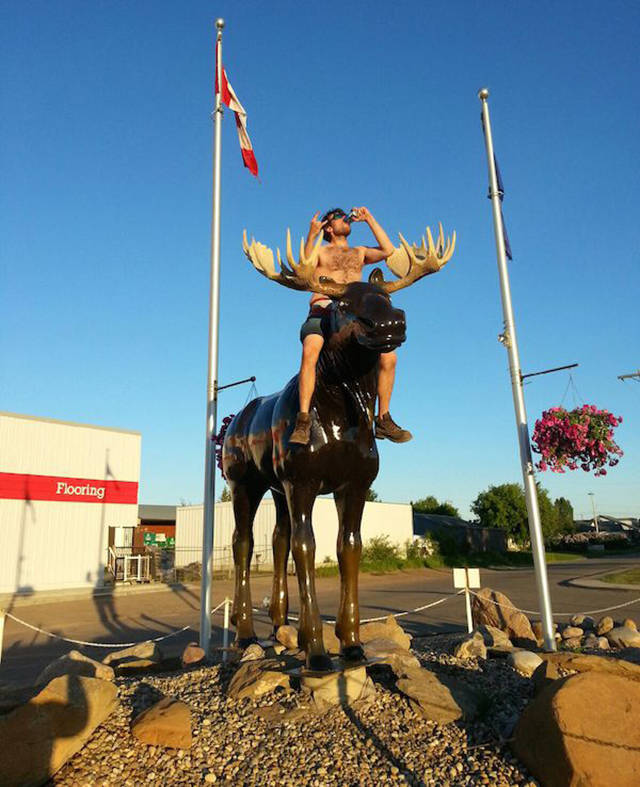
left=290, top=206, right=412, bottom=446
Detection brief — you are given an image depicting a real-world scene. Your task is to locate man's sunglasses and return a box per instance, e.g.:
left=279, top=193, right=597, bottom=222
left=322, top=209, right=353, bottom=225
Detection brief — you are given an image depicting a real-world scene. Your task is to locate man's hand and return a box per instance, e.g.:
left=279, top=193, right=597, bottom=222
left=305, top=212, right=324, bottom=257
left=309, top=211, right=324, bottom=237
left=351, top=206, right=372, bottom=223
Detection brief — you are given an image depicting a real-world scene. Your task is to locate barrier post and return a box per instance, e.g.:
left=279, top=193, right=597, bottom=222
left=453, top=568, right=481, bottom=633
left=222, top=597, right=231, bottom=662
left=0, top=609, right=5, bottom=665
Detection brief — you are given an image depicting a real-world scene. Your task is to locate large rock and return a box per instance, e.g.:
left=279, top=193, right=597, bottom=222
left=596, top=616, right=614, bottom=636
left=0, top=675, right=118, bottom=787
left=103, top=641, right=161, bottom=666
left=562, top=637, right=582, bottom=650
left=359, top=616, right=412, bottom=649
left=36, top=650, right=115, bottom=686
left=471, top=588, right=536, bottom=646
left=275, top=625, right=298, bottom=650
left=453, top=631, right=487, bottom=661
left=561, top=626, right=583, bottom=640
left=607, top=626, right=640, bottom=649
left=300, top=666, right=375, bottom=707
left=227, top=659, right=291, bottom=700
left=477, top=624, right=513, bottom=651
left=539, top=651, right=640, bottom=681
left=131, top=697, right=191, bottom=749
left=508, top=650, right=543, bottom=677
left=181, top=643, right=205, bottom=667
left=623, top=618, right=637, bottom=631
left=363, top=638, right=420, bottom=676
left=396, top=667, right=478, bottom=724
left=513, top=672, right=640, bottom=787
left=240, top=643, right=266, bottom=662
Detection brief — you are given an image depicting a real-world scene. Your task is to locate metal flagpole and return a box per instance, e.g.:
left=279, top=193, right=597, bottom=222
left=199, top=18, right=225, bottom=651
left=478, top=88, right=556, bottom=652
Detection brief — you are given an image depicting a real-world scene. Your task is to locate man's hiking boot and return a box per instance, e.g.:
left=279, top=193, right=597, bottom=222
left=290, top=412, right=312, bottom=445
left=374, top=412, right=412, bottom=443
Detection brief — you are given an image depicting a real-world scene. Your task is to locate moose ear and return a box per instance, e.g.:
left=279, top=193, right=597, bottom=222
left=368, top=268, right=384, bottom=285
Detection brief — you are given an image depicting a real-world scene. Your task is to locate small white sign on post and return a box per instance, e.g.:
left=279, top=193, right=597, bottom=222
left=453, top=568, right=481, bottom=633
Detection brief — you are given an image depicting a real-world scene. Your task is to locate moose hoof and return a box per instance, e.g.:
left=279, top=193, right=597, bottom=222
left=308, top=653, right=335, bottom=672
left=341, top=644, right=365, bottom=662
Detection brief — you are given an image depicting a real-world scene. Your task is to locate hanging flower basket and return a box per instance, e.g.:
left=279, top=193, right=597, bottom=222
left=532, top=405, right=623, bottom=476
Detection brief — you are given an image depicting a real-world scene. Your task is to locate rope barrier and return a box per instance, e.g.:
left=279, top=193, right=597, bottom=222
left=2, top=598, right=228, bottom=650
left=249, top=589, right=465, bottom=624
left=4, top=588, right=639, bottom=653
left=466, top=589, right=640, bottom=618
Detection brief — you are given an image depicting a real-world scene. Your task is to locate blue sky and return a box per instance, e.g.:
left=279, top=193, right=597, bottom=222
left=2, top=0, right=638, bottom=521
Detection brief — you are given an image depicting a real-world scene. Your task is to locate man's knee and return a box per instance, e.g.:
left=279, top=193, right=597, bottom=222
left=380, top=351, right=397, bottom=371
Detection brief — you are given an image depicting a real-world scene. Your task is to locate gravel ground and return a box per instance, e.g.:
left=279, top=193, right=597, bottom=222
left=52, top=634, right=540, bottom=787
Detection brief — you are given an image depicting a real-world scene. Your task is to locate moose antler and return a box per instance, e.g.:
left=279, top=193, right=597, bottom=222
left=242, top=230, right=347, bottom=297
left=370, top=223, right=456, bottom=294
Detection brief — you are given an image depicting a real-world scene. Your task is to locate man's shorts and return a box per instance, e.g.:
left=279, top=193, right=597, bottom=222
left=299, top=302, right=333, bottom=343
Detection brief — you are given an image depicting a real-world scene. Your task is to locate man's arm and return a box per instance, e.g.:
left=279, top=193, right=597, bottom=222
left=352, top=207, right=395, bottom=264
left=304, top=212, right=324, bottom=257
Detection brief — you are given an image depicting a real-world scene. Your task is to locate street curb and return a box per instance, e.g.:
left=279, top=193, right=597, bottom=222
left=566, top=575, right=640, bottom=592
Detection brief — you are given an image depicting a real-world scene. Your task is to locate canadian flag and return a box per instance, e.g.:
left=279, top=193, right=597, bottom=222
left=215, top=46, right=258, bottom=177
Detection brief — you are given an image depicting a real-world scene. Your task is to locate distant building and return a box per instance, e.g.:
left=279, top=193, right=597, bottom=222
left=413, top=513, right=506, bottom=553
left=574, top=515, right=639, bottom=534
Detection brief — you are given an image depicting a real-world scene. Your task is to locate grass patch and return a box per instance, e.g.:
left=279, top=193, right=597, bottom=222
left=600, top=568, right=640, bottom=585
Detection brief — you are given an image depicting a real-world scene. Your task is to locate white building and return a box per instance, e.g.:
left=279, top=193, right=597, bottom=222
left=175, top=498, right=413, bottom=571
left=0, top=412, right=141, bottom=595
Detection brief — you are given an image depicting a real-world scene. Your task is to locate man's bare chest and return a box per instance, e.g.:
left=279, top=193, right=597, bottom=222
left=319, top=247, right=363, bottom=277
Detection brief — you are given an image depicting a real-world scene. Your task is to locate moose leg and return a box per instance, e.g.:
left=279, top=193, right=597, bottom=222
left=269, top=489, right=291, bottom=631
left=284, top=481, right=332, bottom=671
left=231, top=481, right=266, bottom=647
left=334, top=485, right=367, bottom=661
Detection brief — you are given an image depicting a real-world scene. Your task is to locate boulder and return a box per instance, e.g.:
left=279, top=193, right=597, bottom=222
left=508, top=650, right=543, bottom=677
left=532, top=659, right=561, bottom=695
left=131, top=697, right=191, bottom=749
left=583, top=634, right=599, bottom=650
left=240, top=643, right=266, bottom=662
left=322, top=623, right=341, bottom=655
left=36, top=650, right=115, bottom=686
left=607, top=626, right=640, bottom=649
left=275, top=625, right=298, bottom=650
left=562, top=637, right=582, bottom=650
left=561, top=626, right=583, bottom=640
left=114, top=659, right=163, bottom=676
left=539, top=652, right=640, bottom=681
left=300, top=666, right=375, bottom=707
left=596, top=616, right=614, bottom=636
left=227, top=660, right=291, bottom=700
left=396, top=667, right=479, bottom=725
left=597, top=636, right=610, bottom=650
left=363, top=638, right=420, bottom=676
left=103, top=641, right=161, bottom=666
left=471, top=588, right=536, bottom=646
left=453, top=631, right=487, bottom=661
left=623, top=618, right=637, bottom=631
left=477, top=624, right=513, bottom=651
left=570, top=614, right=594, bottom=630
left=513, top=672, right=640, bottom=787
left=0, top=675, right=118, bottom=786
left=181, top=643, right=205, bottom=667
left=359, top=616, right=412, bottom=650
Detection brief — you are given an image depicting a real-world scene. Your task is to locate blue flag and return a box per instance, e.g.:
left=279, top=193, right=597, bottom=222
left=481, top=114, right=513, bottom=260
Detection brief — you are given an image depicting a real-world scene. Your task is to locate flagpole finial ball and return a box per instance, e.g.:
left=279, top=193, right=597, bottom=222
left=216, top=18, right=225, bottom=30
left=478, top=88, right=489, bottom=100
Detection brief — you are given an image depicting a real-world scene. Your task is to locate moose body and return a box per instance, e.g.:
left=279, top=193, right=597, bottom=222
left=223, top=223, right=455, bottom=670
left=222, top=282, right=406, bottom=670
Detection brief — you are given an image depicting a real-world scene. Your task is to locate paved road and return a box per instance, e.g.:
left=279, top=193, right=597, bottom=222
left=2, top=557, right=639, bottom=685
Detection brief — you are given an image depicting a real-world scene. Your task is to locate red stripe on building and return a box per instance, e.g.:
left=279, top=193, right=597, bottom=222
left=0, top=473, right=138, bottom=504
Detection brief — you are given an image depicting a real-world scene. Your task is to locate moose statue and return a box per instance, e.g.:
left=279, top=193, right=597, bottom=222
left=221, top=224, right=455, bottom=671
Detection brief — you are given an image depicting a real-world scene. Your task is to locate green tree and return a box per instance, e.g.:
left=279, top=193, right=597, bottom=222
left=218, top=486, right=231, bottom=502
left=472, top=482, right=560, bottom=545
left=412, top=495, right=460, bottom=517
left=471, top=483, right=528, bottom=545
left=365, top=488, right=379, bottom=502
left=554, top=497, right=575, bottom=533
